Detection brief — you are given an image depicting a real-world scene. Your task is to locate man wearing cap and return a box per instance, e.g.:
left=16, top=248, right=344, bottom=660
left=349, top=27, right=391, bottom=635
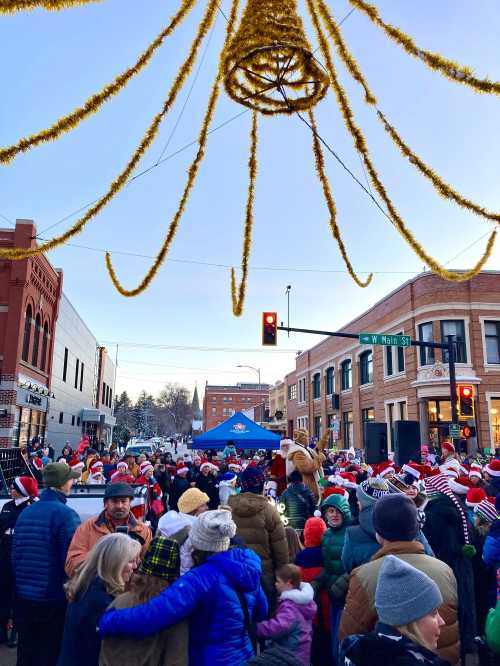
left=339, top=494, right=460, bottom=666
left=12, top=463, right=81, bottom=666
left=65, top=483, right=152, bottom=578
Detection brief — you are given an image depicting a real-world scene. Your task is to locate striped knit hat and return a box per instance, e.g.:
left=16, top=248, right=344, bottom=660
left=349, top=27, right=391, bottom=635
left=475, top=498, right=499, bottom=524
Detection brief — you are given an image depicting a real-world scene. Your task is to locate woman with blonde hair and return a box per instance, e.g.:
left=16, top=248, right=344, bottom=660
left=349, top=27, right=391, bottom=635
left=339, top=556, right=450, bottom=666
left=57, top=533, right=140, bottom=666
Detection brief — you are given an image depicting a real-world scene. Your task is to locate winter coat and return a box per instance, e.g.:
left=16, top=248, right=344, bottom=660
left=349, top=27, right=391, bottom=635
left=246, top=645, right=302, bottom=666
left=110, top=471, right=136, bottom=485
left=342, top=504, right=434, bottom=574
left=99, top=548, right=268, bottom=666
left=228, top=492, right=289, bottom=581
left=169, top=476, right=190, bottom=512
left=485, top=476, right=500, bottom=498
left=12, top=488, right=80, bottom=602
left=219, top=480, right=237, bottom=506
left=340, top=622, right=452, bottom=666
left=0, top=498, right=33, bottom=609
left=483, top=519, right=500, bottom=568
left=222, top=445, right=237, bottom=459
left=99, top=589, right=189, bottom=666
left=58, top=577, right=113, bottom=666
left=296, top=545, right=330, bottom=631
left=339, top=541, right=460, bottom=666
left=287, top=444, right=325, bottom=500
left=65, top=511, right=152, bottom=577
left=257, top=583, right=316, bottom=666
left=280, top=483, right=316, bottom=531
left=316, top=494, right=351, bottom=601
left=195, top=473, right=219, bottom=510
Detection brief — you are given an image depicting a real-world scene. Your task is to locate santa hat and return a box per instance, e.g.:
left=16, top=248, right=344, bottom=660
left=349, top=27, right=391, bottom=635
left=402, top=463, right=421, bottom=481
left=470, top=462, right=482, bottom=473
left=439, top=458, right=460, bottom=478
left=323, top=486, right=349, bottom=501
left=228, top=463, right=242, bottom=472
left=140, top=461, right=154, bottom=476
left=69, top=459, right=85, bottom=471
left=116, top=461, right=128, bottom=471
left=465, top=487, right=487, bottom=508
left=469, top=468, right=482, bottom=480
left=14, top=476, right=39, bottom=498
left=200, top=462, right=216, bottom=473
left=475, top=498, right=499, bottom=524
left=449, top=476, right=473, bottom=495
left=485, top=460, right=500, bottom=478
left=339, top=472, right=357, bottom=489
left=441, top=441, right=455, bottom=456
left=378, top=461, right=395, bottom=479
left=176, top=463, right=189, bottom=476
left=90, top=461, right=103, bottom=473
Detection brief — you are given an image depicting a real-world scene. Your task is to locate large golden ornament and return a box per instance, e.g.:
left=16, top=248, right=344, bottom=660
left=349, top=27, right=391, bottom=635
left=0, top=0, right=498, bottom=314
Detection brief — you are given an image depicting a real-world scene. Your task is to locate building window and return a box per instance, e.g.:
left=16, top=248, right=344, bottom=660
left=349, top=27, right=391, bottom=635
left=341, top=360, right=352, bottom=391
left=385, top=333, right=405, bottom=376
left=399, top=401, right=407, bottom=420
left=71, top=415, right=75, bottom=426
left=31, top=314, right=41, bottom=367
left=59, top=412, right=64, bottom=424
left=312, top=373, right=321, bottom=399
left=40, top=322, right=49, bottom=371
left=314, top=415, right=321, bottom=439
left=491, top=398, right=500, bottom=447
left=211, top=396, right=216, bottom=402
left=485, top=321, right=500, bottom=364
left=362, top=407, right=375, bottom=444
left=63, top=347, right=68, bottom=382
left=211, top=407, right=216, bottom=415
left=288, top=384, right=297, bottom=400
left=342, top=411, right=353, bottom=448
left=77, top=416, right=81, bottom=426
left=80, top=362, right=84, bottom=391
left=22, top=305, right=32, bottom=363
left=102, top=382, right=106, bottom=404
left=109, top=388, right=112, bottom=408
left=441, top=320, right=467, bottom=363
left=418, top=322, right=435, bottom=366
left=325, top=367, right=334, bottom=395
left=385, top=346, right=393, bottom=376
left=298, top=378, right=306, bottom=403
left=74, top=358, right=79, bottom=389
left=360, top=351, right=373, bottom=385
left=397, top=345, right=405, bottom=374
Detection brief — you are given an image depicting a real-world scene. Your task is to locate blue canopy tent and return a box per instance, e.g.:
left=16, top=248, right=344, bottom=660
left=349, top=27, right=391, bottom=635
left=194, top=412, right=281, bottom=450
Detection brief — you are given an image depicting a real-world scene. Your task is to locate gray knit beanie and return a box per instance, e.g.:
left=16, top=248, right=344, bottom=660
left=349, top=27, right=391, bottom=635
left=375, top=555, right=443, bottom=626
left=190, top=509, right=237, bottom=553
left=356, top=477, right=390, bottom=508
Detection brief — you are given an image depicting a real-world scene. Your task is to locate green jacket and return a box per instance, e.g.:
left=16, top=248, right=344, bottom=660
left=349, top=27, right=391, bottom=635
left=316, top=494, right=352, bottom=597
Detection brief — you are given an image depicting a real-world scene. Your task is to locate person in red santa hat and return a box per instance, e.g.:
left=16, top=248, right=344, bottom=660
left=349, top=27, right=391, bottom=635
left=440, top=440, right=456, bottom=463
left=169, top=463, right=191, bottom=512
left=110, top=461, right=136, bottom=485
left=87, top=460, right=106, bottom=485
left=68, top=457, right=85, bottom=483
left=270, top=439, right=291, bottom=497
left=135, top=461, right=164, bottom=528
left=0, top=476, right=39, bottom=646
left=483, top=459, right=500, bottom=497
left=469, top=462, right=483, bottom=488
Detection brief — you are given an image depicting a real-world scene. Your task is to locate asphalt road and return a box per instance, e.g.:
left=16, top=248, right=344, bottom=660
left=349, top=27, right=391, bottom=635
left=0, top=644, right=16, bottom=665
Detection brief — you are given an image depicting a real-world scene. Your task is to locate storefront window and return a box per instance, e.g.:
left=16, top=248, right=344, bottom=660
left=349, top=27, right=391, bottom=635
left=491, top=398, right=500, bottom=446
left=15, top=407, right=47, bottom=447
left=428, top=399, right=453, bottom=447
left=342, top=411, right=353, bottom=448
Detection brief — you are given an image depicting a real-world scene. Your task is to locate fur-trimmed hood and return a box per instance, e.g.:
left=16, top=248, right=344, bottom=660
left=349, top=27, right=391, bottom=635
left=280, top=582, right=315, bottom=605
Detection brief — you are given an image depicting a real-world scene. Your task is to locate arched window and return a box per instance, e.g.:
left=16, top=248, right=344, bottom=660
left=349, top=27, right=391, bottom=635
left=32, top=314, right=41, bottom=367
left=40, top=322, right=49, bottom=371
left=21, top=305, right=32, bottom=362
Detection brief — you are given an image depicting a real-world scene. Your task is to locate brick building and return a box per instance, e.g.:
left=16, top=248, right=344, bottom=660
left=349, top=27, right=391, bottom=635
left=202, top=382, right=270, bottom=431
left=285, top=271, right=500, bottom=451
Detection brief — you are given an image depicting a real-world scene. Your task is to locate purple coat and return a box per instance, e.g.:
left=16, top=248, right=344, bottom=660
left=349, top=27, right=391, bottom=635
left=257, top=582, right=316, bottom=665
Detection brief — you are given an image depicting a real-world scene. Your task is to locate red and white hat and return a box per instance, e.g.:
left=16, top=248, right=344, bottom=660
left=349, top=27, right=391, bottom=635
left=140, top=461, right=154, bottom=476
left=176, top=463, right=189, bottom=476
left=339, top=472, right=357, bottom=488
left=90, top=461, right=103, bottom=473
left=441, top=441, right=455, bottom=456
left=402, top=463, right=421, bottom=481
left=322, top=486, right=349, bottom=501
left=465, top=487, right=487, bottom=508
left=475, top=497, right=499, bottom=524
left=378, top=461, right=396, bottom=479
left=14, top=475, right=39, bottom=498
left=485, top=460, right=500, bottom=478
left=116, top=461, right=128, bottom=471
left=439, top=458, right=460, bottom=478
left=469, top=464, right=482, bottom=479
left=449, top=475, right=473, bottom=495
left=69, top=459, right=85, bottom=471
left=228, top=462, right=242, bottom=472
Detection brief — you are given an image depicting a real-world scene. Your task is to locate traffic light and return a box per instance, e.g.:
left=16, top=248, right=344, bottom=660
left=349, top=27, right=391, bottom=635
left=262, top=312, right=277, bottom=346
left=458, top=384, right=474, bottom=419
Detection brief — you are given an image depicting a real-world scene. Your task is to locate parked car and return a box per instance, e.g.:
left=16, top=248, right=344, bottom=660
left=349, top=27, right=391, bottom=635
left=124, top=443, right=155, bottom=458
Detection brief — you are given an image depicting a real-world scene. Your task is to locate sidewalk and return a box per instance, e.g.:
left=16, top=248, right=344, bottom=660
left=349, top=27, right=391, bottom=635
left=0, top=644, right=16, bottom=665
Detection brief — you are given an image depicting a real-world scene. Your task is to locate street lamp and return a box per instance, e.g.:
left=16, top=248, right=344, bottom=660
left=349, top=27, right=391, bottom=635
left=237, top=365, right=261, bottom=386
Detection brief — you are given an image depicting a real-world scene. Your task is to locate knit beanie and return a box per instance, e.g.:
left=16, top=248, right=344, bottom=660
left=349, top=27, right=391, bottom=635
left=303, top=516, right=327, bottom=548
left=356, top=477, right=390, bottom=508
left=139, top=536, right=180, bottom=581
left=190, top=509, right=236, bottom=552
left=178, top=488, right=210, bottom=515
left=373, top=494, right=418, bottom=542
left=375, top=555, right=443, bottom=626
left=240, top=465, right=265, bottom=493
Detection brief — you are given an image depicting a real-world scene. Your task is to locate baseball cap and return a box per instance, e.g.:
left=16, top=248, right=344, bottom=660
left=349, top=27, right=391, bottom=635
left=42, top=462, right=81, bottom=488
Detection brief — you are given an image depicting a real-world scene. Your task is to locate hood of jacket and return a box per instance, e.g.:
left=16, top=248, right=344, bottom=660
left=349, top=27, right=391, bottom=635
left=280, top=582, right=316, bottom=622
left=206, top=547, right=262, bottom=593
left=358, top=504, right=375, bottom=537
left=229, top=492, right=269, bottom=518
left=321, top=493, right=352, bottom=526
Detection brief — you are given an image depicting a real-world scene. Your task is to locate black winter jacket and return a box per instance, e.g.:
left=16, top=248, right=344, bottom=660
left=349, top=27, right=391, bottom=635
left=280, top=482, right=316, bottom=530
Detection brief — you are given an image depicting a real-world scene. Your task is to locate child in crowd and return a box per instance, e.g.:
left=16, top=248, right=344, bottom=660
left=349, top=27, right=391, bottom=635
left=218, top=472, right=238, bottom=506
left=257, top=564, right=316, bottom=666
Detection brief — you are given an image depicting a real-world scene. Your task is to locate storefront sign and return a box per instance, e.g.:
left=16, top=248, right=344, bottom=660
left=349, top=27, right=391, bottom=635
left=17, top=387, right=48, bottom=412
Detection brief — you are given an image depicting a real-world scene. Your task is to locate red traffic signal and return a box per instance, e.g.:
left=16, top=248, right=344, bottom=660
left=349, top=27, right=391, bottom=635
left=458, top=384, right=474, bottom=419
left=262, top=312, right=277, bottom=346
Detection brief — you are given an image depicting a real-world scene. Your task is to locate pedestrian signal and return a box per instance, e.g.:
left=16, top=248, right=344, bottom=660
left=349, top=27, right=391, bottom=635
left=262, top=312, right=277, bottom=346
left=458, top=384, right=474, bottom=419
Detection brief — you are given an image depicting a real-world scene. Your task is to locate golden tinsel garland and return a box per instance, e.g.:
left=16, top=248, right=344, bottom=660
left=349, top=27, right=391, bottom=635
left=223, top=0, right=329, bottom=115
left=349, top=0, right=500, bottom=96
left=0, top=0, right=101, bottom=11
left=307, top=0, right=496, bottom=282
left=317, top=0, right=500, bottom=226
left=0, top=0, right=220, bottom=261
left=0, top=0, right=197, bottom=165
left=309, top=110, right=372, bottom=288
left=231, top=110, right=258, bottom=316
left=106, top=0, right=241, bottom=297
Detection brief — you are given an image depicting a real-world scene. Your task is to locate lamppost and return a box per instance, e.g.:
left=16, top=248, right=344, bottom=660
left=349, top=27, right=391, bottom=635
left=237, top=365, right=261, bottom=387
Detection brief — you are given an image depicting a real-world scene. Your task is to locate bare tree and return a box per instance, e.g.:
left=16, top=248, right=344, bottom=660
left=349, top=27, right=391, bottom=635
left=157, top=383, right=192, bottom=434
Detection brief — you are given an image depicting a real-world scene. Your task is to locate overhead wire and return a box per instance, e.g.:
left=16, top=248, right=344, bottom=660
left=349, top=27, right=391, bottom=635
left=100, top=341, right=299, bottom=353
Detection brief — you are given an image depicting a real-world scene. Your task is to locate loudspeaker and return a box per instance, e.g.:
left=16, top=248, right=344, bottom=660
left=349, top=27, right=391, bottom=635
left=393, top=420, right=421, bottom=467
left=332, top=394, right=340, bottom=410
left=364, top=422, right=388, bottom=464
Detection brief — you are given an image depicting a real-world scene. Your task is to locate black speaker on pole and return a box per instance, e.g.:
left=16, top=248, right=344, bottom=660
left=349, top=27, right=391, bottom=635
left=393, top=420, right=421, bottom=467
left=364, top=422, right=388, bottom=464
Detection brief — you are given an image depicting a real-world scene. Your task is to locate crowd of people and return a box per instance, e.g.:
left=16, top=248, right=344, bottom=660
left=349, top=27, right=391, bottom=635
left=2, top=431, right=500, bottom=665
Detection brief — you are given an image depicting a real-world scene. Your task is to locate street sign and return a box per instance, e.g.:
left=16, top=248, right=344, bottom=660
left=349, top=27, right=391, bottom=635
left=359, top=333, right=411, bottom=347
left=449, top=423, right=461, bottom=438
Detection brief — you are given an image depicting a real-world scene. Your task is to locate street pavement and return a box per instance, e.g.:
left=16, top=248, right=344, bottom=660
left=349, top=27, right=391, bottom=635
left=0, top=644, right=16, bottom=665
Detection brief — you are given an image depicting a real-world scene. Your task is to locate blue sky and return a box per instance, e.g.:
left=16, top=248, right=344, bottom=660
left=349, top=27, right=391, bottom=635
left=1, top=0, right=500, bottom=400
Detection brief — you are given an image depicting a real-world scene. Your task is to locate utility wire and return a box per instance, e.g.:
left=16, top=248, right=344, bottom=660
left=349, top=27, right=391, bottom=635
left=100, top=341, right=299, bottom=353
left=0, top=212, right=14, bottom=226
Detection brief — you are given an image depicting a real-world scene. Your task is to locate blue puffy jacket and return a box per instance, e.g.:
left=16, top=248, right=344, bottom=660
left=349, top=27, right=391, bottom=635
left=483, top=520, right=500, bottom=568
left=12, top=488, right=81, bottom=602
left=100, top=547, right=268, bottom=666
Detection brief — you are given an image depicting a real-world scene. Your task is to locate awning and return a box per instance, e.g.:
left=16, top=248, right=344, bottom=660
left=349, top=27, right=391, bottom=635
left=81, top=409, right=116, bottom=427
left=194, top=412, right=281, bottom=450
